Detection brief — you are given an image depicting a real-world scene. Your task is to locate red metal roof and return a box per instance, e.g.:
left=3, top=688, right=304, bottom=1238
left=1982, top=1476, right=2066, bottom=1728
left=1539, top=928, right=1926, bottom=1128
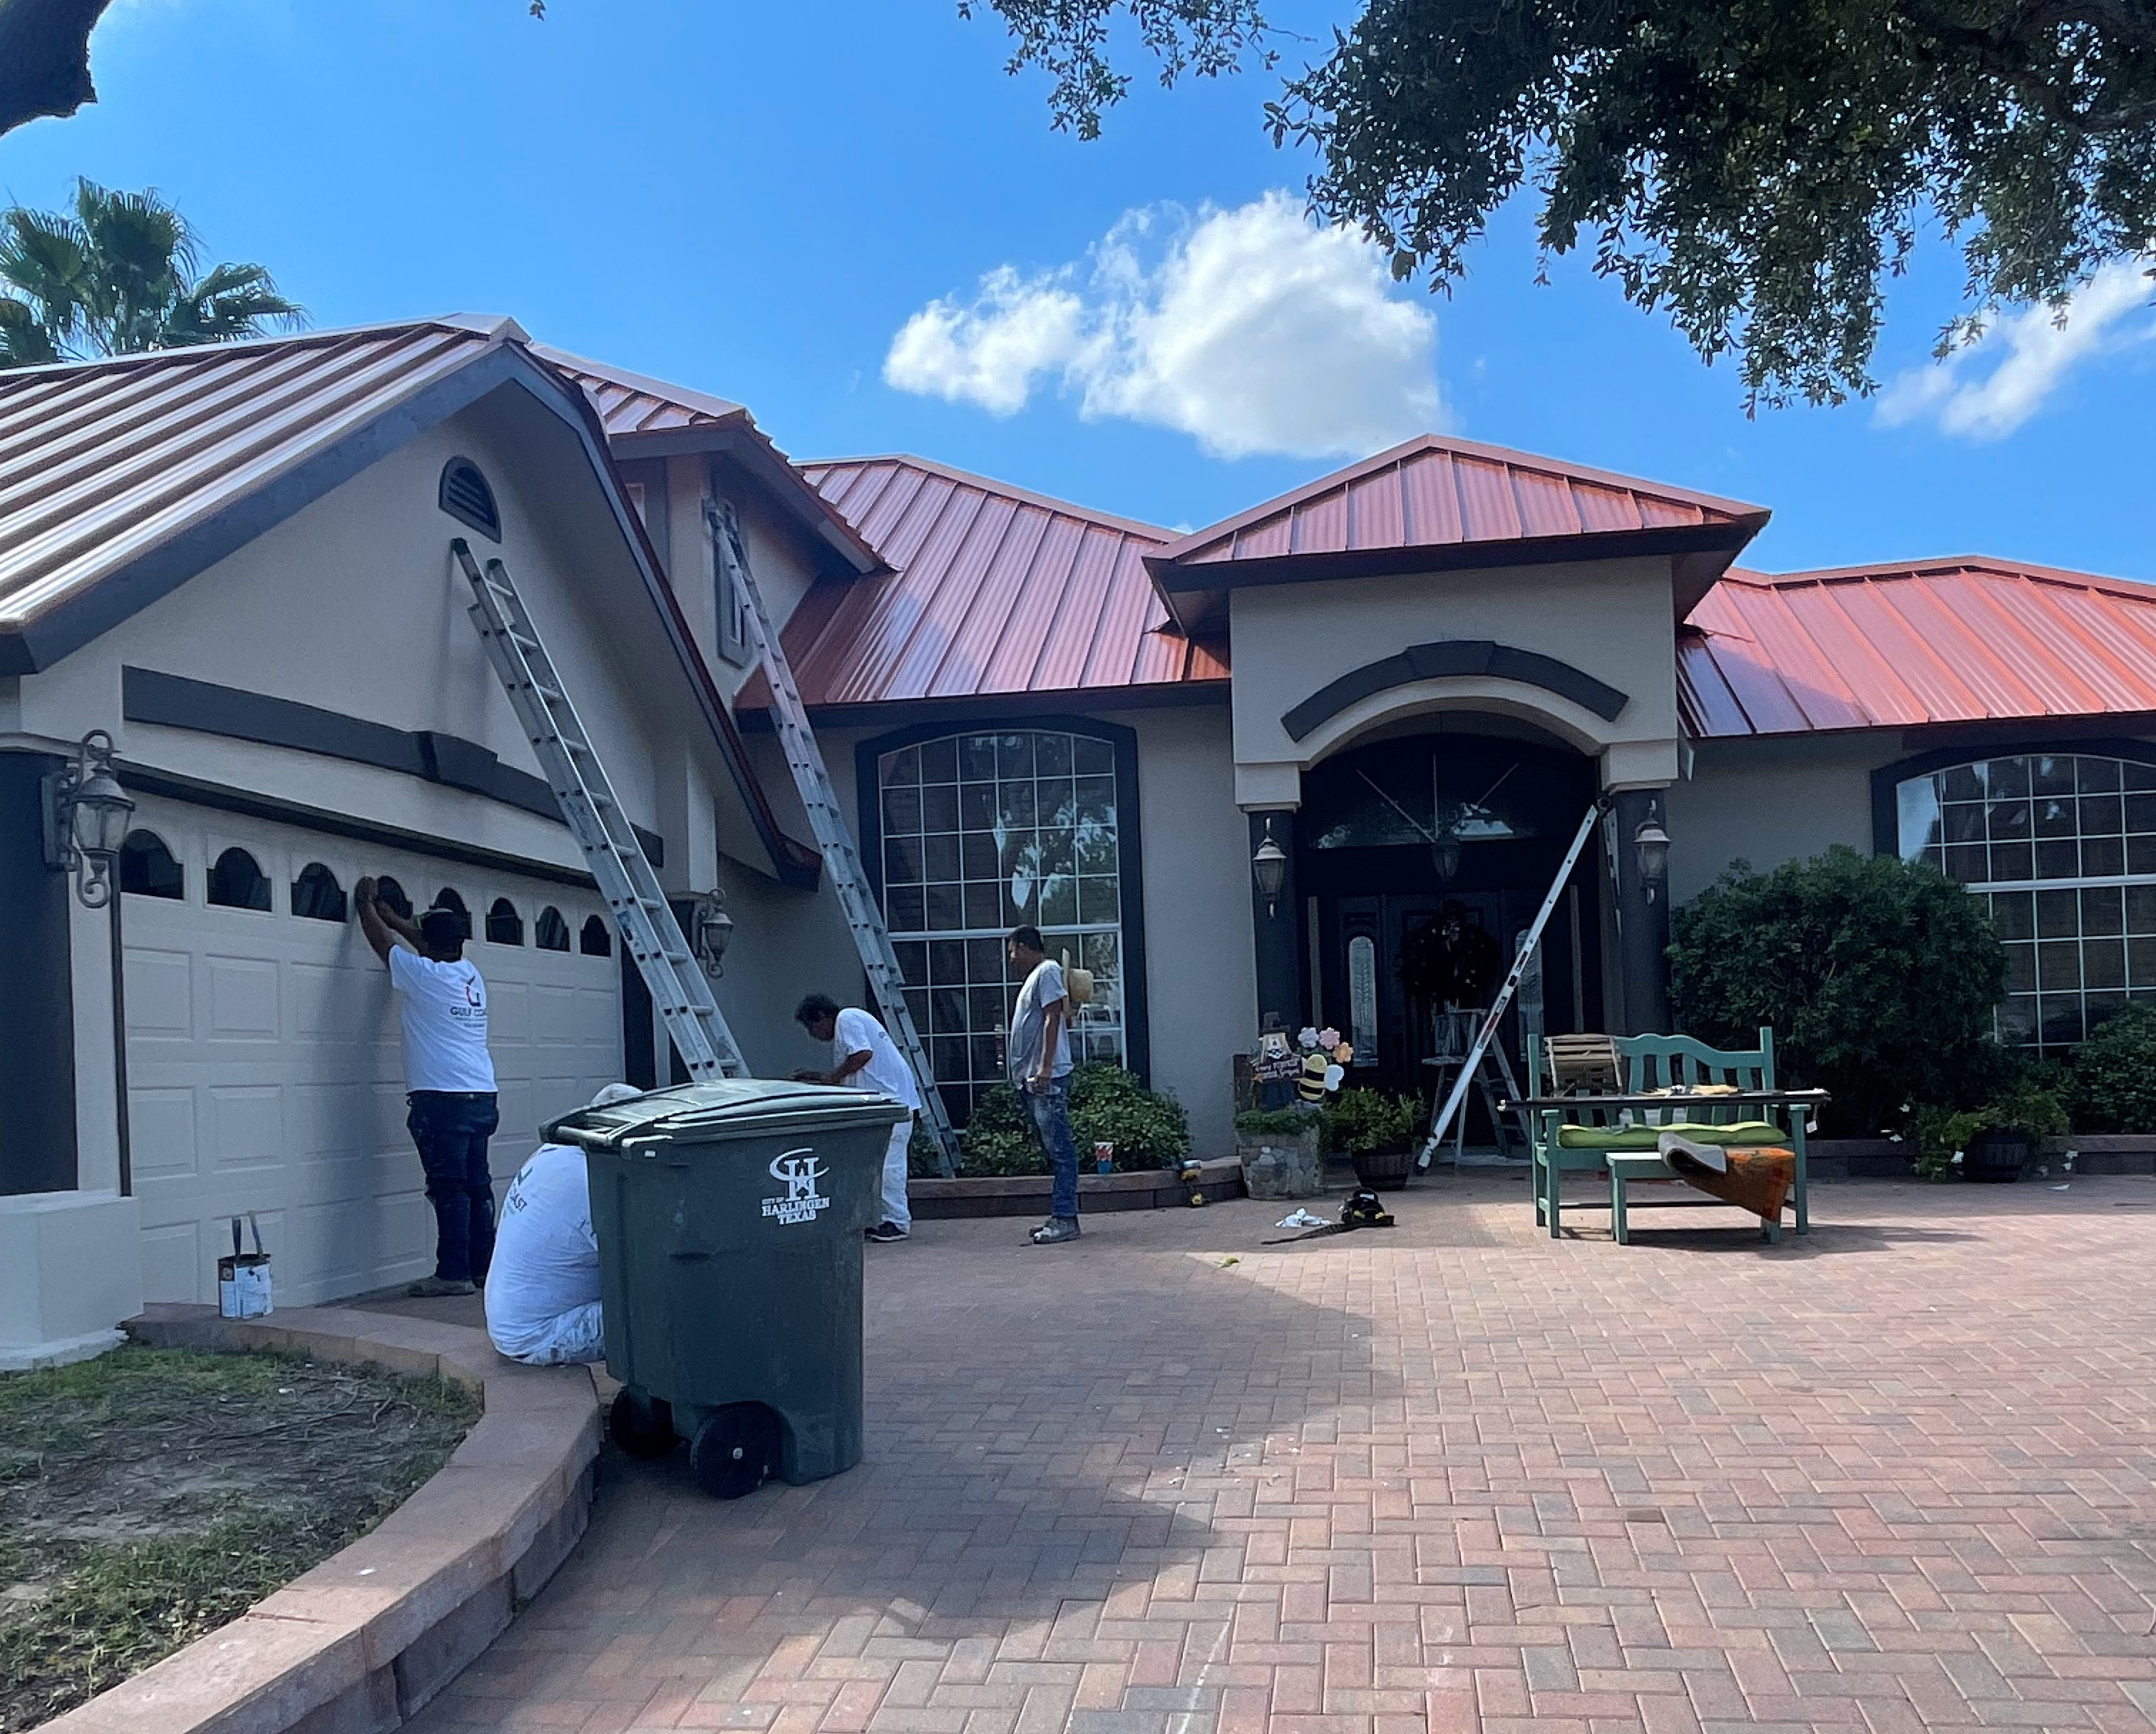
left=530, top=343, right=746, bottom=438
left=744, top=455, right=1228, bottom=713
left=1154, top=433, right=1769, bottom=569
left=1680, top=558, right=2156, bottom=738
left=0, top=314, right=513, bottom=634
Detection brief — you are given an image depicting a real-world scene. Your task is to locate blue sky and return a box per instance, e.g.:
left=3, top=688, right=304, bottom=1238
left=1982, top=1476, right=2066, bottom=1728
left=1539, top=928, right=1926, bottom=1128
left=6, top=0, right=2151, bottom=577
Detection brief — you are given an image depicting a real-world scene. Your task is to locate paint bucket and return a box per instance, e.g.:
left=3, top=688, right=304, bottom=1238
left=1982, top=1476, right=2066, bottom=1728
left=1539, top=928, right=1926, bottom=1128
left=1093, top=1141, right=1115, bottom=1174
left=217, top=1214, right=272, bottom=1319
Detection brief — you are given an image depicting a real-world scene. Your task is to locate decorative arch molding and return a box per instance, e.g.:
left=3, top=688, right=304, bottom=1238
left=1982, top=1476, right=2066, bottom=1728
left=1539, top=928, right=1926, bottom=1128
left=1280, top=640, right=1629, bottom=745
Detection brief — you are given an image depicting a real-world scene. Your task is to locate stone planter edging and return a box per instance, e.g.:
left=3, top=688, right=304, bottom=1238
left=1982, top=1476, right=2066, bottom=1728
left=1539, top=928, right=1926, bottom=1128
left=43, top=1300, right=601, bottom=1734
left=909, top=1156, right=1245, bottom=1218
left=1806, top=1135, right=2156, bottom=1179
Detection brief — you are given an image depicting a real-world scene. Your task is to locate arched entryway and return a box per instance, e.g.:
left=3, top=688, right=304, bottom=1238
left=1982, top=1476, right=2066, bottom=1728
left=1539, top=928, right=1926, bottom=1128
left=1294, top=719, right=1604, bottom=1118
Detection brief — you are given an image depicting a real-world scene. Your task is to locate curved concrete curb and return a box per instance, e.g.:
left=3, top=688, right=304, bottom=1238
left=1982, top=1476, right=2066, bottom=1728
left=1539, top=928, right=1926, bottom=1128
left=42, top=1300, right=601, bottom=1734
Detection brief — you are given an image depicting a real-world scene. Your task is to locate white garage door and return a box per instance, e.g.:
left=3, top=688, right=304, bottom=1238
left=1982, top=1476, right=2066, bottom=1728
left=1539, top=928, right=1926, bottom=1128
left=120, top=797, right=623, bottom=1307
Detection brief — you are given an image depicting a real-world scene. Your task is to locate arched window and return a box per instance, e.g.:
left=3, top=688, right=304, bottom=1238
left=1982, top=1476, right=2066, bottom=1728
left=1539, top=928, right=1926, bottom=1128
left=876, top=729, right=1128, bottom=1120
left=438, top=457, right=500, bottom=541
left=374, top=876, right=413, bottom=920
left=207, top=847, right=271, bottom=911
left=579, top=915, right=612, bottom=957
left=119, top=830, right=183, bottom=900
left=291, top=863, right=347, bottom=923
left=429, top=888, right=470, bottom=940
left=535, top=907, right=571, bottom=952
left=1897, top=751, right=2156, bottom=1051
left=486, top=897, right=524, bottom=945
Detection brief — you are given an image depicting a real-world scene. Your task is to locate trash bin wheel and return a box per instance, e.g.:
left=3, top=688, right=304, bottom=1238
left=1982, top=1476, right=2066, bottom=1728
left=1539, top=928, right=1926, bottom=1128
left=609, top=1388, right=677, bottom=1460
left=689, top=1403, right=781, bottom=1500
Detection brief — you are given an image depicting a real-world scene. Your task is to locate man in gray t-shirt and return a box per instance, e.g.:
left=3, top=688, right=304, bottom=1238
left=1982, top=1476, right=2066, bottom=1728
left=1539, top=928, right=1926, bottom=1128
left=1007, top=925, right=1081, bottom=1244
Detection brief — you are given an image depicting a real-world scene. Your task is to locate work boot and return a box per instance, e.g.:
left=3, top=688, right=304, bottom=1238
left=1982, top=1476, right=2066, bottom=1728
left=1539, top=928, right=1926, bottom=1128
left=406, top=1276, right=476, bottom=1298
left=1028, top=1216, right=1081, bottom=1246
left=865, top=1221, right=908, bottom=1243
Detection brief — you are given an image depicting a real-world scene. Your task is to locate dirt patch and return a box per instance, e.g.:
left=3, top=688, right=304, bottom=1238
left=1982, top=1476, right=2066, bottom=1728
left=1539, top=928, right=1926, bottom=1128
left=0, top=1344, right=477, bottom=1732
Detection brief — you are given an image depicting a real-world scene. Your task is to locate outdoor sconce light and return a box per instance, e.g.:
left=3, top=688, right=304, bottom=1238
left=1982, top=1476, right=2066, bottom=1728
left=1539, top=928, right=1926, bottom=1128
left=692, top=892, right=734, bottom=978
left=1634, top=809, right=1671, bottom=903
left=1251, top=820, right=1287, bottom=917
left=43, top=729, right=134, bottom=910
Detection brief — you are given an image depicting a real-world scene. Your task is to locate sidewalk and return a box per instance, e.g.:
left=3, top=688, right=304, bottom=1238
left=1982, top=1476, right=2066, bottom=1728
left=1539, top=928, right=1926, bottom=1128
left=404, top=1173, right=2156, bottom=1733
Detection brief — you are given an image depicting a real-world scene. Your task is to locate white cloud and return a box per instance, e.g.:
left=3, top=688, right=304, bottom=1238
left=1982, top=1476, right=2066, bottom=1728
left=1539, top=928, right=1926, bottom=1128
left=883, top=192, right=1442, bottom=460
left=1876, top=260, right=2156, bottom=440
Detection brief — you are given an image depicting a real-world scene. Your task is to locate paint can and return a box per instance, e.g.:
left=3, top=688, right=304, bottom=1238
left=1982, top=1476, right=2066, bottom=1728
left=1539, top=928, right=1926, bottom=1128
left=1093, top=1141, right=1114, bottom=1174
left=217, top=1214, right=272, bottom=1318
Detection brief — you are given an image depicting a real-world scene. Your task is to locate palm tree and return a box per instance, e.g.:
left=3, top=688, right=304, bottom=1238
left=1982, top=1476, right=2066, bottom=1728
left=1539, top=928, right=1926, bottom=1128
left=0, top=179, right=302, bottom=369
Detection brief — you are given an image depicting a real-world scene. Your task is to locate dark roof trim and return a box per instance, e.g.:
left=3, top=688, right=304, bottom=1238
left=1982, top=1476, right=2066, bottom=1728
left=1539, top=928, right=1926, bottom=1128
left=0, top=344, right=525, bottom=677
left=734, top=677, right=1231, bottom=734
left=115, top=761, right=610, bottom=891
left=1281, top=640, right=1629, bottom=745
left=122, top=665, right=667, bottom=865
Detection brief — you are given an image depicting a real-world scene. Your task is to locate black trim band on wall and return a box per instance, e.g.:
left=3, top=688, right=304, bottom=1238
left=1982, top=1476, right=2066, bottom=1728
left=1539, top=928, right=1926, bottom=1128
left=122, top=666, right=666, bottom=867
left=1869, top=734, right=2156, bottom=857
left=853, top=713, right=1153, bottom=1093
left=0, top=751, right=78, bottom=1196
left=734, top=679, right=1231, bottom=734
left=1280, top=640, right=1630, bottom=744
left=116, top=763, right=607, bottom=891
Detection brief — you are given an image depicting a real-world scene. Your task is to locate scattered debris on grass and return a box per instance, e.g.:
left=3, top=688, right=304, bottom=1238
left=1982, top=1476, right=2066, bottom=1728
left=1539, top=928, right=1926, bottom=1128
left=0, top=1345, right=476, bottom=1731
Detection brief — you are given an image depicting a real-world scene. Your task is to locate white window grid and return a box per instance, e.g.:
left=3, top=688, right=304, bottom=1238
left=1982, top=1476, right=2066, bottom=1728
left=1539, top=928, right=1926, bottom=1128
left=878, top=731, right=1126, bottom=1118
left=1898, top=752, right=2156, bottom=1052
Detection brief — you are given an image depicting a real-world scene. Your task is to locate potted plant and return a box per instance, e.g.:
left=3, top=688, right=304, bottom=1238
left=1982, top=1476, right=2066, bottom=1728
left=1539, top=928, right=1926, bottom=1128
left=1924, top=1086, right=2068, bottom=1184
left=1322, top=1089, right=1422, bottom=1191
left=1233, top=1107, right=1323, bottom=1199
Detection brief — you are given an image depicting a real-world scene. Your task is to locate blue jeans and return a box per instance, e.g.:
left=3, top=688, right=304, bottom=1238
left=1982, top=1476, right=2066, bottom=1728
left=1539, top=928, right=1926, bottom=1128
left=408, top=1092, right=500, bottom=1283
left=1021, top=1076, right=1079, bottom=1219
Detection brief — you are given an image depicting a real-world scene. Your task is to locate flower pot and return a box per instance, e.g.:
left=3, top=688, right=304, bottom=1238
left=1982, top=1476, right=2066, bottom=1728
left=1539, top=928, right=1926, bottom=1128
left=1963, top=1126, right=2031, bottom=1184
left=1348, top=1142, right=1416, bottom=1192
left=1235, top=1126, right=1323, bottom=1199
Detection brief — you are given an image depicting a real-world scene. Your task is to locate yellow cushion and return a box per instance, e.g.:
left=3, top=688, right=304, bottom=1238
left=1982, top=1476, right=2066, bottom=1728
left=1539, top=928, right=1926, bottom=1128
left=1556, top=1120, right=1785, bottom=1151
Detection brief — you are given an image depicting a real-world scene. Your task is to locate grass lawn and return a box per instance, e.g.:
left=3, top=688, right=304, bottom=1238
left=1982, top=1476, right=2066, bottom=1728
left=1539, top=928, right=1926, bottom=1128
left=0, top=1345, right=478, bottom=1731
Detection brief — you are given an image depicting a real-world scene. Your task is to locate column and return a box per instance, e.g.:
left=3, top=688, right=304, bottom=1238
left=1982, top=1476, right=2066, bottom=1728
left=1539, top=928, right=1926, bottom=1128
left=1611, top=787, right=1672, bottom=1035
left=1246, top=811, right=1302, bottom=1033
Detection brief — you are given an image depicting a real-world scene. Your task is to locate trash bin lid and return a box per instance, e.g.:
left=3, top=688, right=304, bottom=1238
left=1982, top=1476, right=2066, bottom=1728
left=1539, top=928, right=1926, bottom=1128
left=543, top=1079, right=910, bottom=1151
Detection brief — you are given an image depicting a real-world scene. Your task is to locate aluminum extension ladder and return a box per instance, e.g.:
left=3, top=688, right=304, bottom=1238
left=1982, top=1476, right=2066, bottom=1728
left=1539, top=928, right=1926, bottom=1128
left=709, top=501, right=960, bottom=1175
left=453, top=538, right=747, bottom=1080
left=1417, top=794, right=1608, bottom=1168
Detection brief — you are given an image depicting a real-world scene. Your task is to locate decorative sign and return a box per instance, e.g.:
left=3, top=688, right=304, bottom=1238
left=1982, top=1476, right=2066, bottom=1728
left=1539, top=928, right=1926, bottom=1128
left=761, top=1148, right=831, bottom=1226
left=1348, top=935, right=1377, bottom=1066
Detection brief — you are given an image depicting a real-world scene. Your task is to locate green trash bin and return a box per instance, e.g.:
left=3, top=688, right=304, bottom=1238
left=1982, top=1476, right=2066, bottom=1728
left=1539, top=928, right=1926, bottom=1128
left=543, top=1079, right=908, bottom=1499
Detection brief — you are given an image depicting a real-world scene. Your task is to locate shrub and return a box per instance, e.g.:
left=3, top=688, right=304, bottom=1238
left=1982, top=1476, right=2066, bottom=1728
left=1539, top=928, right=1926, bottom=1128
left=2066, top=1003, right=2156, bottom=1132
left=1669, top=846, right=2006, bottom=1135
left=1235, top=1107, right=1314, bottom=1137
left=957, top=1065, right=1190, bottom=1176
left=1319, top=1089, right=1420, bottom=1154
left=1910, top=1084, right=2069, bottom=1179
left=905, top=1117, right=948, bottom=1179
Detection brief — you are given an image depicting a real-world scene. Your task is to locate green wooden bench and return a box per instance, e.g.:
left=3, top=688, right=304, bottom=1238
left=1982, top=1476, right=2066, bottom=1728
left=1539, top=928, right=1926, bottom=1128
left=1526, top=1027, right=1810, bottom=1242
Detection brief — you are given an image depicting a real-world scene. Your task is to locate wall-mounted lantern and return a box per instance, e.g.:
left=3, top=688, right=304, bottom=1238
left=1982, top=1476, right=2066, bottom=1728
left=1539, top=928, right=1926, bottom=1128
left=692, top=891, right=734, bottom=978
left=1634, top=809, right=1671, bottom=903
left=43, top=730, right=134, bottom=910
left=1250, top=819, right=1287, bottom=917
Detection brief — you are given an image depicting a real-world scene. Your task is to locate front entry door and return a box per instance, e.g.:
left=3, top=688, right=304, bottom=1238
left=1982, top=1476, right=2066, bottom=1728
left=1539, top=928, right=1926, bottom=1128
left=1319, top=884, right=1593, bottom=1127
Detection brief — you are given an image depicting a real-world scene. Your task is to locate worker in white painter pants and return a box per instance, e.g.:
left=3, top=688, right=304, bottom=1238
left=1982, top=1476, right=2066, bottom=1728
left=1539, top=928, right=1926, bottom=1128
left=483, top=1082, right=644, bottom=1365
left=792, top=993, right=918, bottom=1242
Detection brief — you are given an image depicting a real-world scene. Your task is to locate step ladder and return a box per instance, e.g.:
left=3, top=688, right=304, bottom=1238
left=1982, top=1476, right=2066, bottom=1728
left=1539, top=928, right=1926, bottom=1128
left=709, top=501, right=960, bottom=1175
left=453, top=538, right=747, bottom=1081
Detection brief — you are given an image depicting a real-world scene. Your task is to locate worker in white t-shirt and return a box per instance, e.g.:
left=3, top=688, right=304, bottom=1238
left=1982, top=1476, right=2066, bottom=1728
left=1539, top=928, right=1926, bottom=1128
left=484, top=1082, right=643, bottom=1365
left=355, top=878, right=499, bottom=1298
left=792, top=993, right=920, bottom=1242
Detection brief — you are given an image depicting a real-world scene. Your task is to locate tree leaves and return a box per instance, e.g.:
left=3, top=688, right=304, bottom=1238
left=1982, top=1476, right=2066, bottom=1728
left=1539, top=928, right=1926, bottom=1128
left=0, top=180, right=303, bottom=370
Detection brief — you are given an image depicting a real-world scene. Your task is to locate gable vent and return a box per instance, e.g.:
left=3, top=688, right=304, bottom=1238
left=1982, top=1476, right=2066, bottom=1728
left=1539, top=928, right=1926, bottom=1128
left=439, top=458, right=501, bottom=541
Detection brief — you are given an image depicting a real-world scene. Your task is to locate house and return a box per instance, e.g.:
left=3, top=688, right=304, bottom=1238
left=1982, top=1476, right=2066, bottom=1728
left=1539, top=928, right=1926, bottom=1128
left=7, top=317, right=2153, bottom=1364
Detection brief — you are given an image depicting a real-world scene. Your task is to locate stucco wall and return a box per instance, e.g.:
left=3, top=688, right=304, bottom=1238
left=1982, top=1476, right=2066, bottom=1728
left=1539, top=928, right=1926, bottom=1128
left=1665, top=734, right=1899, bottom=903
left=1228, top=557, right=1685, bottom=804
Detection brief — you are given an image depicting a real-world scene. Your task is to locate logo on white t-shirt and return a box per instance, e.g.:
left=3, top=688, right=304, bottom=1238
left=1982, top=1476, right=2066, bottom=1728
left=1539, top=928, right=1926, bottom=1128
left=761, top=1148, right=830, bottom=1226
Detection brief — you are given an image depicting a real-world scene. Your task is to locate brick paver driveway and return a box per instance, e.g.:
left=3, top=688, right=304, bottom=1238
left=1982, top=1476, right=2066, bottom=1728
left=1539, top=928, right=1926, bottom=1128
left=412, top=1174, right=2156, bottom=1733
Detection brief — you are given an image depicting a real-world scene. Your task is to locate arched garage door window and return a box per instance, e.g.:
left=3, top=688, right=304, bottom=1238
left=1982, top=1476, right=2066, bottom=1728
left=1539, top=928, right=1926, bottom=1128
left=1897, top=751, right=2156, bottom=1052
left=875, top=729, right=1128, bottom=1121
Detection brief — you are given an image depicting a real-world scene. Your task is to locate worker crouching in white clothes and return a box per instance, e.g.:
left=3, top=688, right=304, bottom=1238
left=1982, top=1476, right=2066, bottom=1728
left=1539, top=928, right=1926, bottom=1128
left=484, top=1082, right=642, bottom=1366
left=793, top=993, right=919, bottom=1243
